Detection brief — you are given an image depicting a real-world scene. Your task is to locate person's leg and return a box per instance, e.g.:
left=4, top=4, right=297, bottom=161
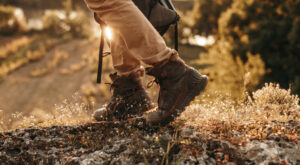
left=93, top=32, right=155, bottom=121
left=110, top=31, right=143, bottom=76
left=85, top=0, right=208, bottom=124
left=85, top=0, right=174, bottom=66
left=89, top=0, right=161, bottom=120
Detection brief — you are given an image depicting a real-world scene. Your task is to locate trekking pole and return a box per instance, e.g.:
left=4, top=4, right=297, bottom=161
left=160, top=0, right=179, bottom=51
left=94, top=13, right=106, bottom=84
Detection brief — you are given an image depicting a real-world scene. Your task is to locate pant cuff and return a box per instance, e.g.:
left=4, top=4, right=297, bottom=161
left=117, top=65, right=145, bottom=77
left=141, top=48, right=177, bottom=65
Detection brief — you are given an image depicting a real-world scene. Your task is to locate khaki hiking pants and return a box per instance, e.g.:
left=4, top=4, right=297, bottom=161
left=84, top=0, right=176, bottom=75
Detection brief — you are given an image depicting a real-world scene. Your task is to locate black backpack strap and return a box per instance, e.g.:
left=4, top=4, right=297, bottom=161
left=94, top=13, right=105, bottom=84
left=159, top=0, right=179, bottom=51
left=174, top=22, right=178, bottom=51
left=149, top=0, right=159, bottom=18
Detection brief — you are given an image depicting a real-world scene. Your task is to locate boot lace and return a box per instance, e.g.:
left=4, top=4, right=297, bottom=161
left=147, top=78, right=160, bottom=88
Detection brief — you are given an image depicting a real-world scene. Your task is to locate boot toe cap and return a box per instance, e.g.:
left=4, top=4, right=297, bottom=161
left=93, top=108, right=107, bottom=121
left=144, top=108, right=166, bottom=123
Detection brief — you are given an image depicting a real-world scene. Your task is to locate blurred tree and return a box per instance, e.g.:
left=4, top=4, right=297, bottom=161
left=0, top=5, right=26, bottom=35
left=62, top=0, right=72, bottom=17
left=195, top=39, right=266, bottom=99
left=217, top=0, right=300, bottom=94
left=42, top=0, right=90, bottom=38
left=191, top=0, right=233, bottom=36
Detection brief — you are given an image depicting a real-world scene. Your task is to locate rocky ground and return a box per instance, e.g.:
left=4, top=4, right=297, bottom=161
left=0, top=119, right=299, bottom=165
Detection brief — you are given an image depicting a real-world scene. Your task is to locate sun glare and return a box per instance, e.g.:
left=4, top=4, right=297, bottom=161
left=188, top=35, right=215, bottom=47
left=105, top=26, right=113, bottom=41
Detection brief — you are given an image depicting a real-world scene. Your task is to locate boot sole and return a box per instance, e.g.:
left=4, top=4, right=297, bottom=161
left=157, top=68, right=208, bottom=125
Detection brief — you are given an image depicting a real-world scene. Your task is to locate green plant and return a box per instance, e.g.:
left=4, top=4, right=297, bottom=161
left=217, top=0, right=300, bottom=94
left=192, top=0, right=300, bottom=94
left=191, top=0, right=233, bottom=36
left=193, top=39, right=265, bottom=99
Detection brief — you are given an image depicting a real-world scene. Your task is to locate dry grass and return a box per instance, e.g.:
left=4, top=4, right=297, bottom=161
left=0, top=36, right=33, bottom=79
left=51, top=92, right=93, bottom=125
left=0, top=36, right=32, bottom=58
left=249, top=83, right=299, bottom=107
left=0, top=35, right=60, bottom=80
left=0, top=93, right=93, bottom=132
left=30, top=50, right=69, bottom=77
left=60, top=61, right=86, bottom=75
left=194, top=40, right=266, bottom=99
left=179, top=83, right=299, bottom=144
left=1, top=81, right=299, bottom=146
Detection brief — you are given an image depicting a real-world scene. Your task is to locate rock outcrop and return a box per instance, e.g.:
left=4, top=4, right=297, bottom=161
left=1, top=120, right=300, bottom=164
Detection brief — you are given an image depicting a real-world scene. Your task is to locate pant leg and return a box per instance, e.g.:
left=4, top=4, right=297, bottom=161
left=111, top=31, right=143, bottom=76
left=84, top=0, right=175, bottom=67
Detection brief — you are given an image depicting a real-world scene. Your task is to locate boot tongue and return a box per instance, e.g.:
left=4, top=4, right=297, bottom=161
left=110, top=72, right=144, bottom=96
left=146, top=67, right=164, bottom=78
left=145, top=67, right=155, bottom=76
left=146, top=67, right=169, bottom=81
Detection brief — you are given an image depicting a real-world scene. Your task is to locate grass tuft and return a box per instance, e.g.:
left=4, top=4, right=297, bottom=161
left=179, top=83, right=299, bottom=143
left=249, top=83, right=299, bottom=107
left=0, top=93, right=93, bottom=132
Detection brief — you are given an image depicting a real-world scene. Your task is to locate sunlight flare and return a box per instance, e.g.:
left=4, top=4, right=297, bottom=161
left=188, top=35, right=215, bottom=47
left=105, top=26, right=113, bottom=41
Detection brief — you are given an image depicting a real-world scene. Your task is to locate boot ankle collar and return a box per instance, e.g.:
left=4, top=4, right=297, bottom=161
left=152, top=51, right=183, bottom=68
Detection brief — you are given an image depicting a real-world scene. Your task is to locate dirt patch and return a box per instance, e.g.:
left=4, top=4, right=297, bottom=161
left=0, top=39, right=101, bottom=116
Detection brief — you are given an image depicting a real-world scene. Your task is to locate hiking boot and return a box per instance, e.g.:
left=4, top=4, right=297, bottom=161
left=144, top=54, right=208, bottom=125
left=93, top=71, right=155, bottom=121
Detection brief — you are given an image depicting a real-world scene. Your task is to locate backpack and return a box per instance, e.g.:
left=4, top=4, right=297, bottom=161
left=94, top=0, right=180, bottom=83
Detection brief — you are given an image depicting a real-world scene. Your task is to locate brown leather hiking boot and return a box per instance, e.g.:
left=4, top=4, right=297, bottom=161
left=93, top=71, right=155, bottom=121
left=144, top=54, right=208, bottom=125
